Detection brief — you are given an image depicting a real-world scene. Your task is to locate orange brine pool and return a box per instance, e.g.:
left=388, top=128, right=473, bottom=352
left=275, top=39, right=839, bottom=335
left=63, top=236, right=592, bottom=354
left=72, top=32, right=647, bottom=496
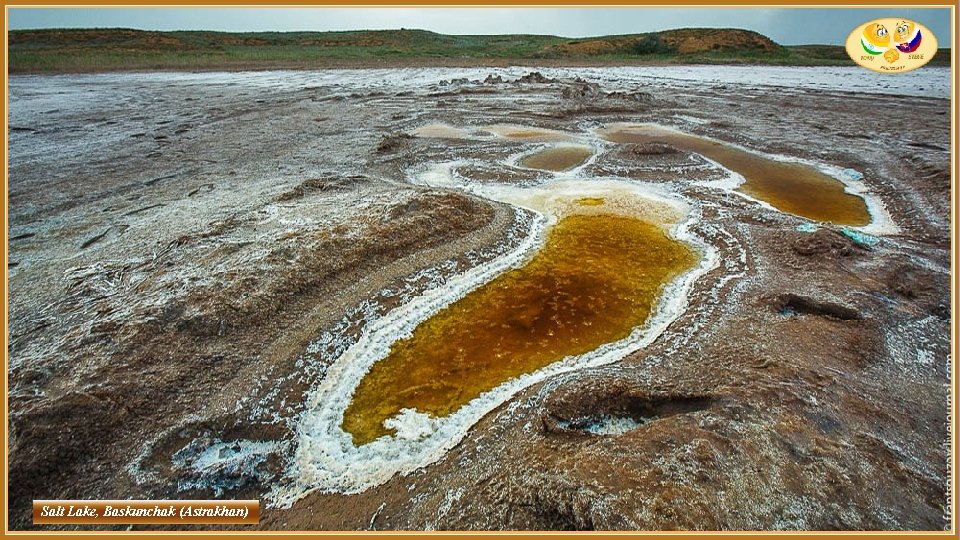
left=342, top=212, right=697, bottom=445
left=599, top=124, right=871, bottom=226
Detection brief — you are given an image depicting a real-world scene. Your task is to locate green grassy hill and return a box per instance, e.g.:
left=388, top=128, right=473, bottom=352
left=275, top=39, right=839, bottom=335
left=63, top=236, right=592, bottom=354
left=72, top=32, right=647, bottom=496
left=8, top=27, right=951, bottom=72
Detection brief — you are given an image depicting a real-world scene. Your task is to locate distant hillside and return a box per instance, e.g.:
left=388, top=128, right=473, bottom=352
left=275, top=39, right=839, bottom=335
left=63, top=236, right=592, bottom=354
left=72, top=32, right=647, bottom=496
left=7, top=27, right=951, bottom=73
left=544, top=28, right=782, bottom=56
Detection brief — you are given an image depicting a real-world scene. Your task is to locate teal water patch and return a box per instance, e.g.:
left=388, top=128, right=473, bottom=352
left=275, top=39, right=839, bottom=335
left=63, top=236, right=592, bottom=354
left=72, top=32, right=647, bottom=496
left=840, top=227, right=880, bottom=247
left=796, top=223, right=818, bottom=233
left=841, top=168, right=865, bottom=182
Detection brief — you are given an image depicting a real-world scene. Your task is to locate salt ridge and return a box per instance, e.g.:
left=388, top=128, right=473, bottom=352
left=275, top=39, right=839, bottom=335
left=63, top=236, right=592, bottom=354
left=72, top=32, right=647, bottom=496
left=272, top=168, right=719, bottom=506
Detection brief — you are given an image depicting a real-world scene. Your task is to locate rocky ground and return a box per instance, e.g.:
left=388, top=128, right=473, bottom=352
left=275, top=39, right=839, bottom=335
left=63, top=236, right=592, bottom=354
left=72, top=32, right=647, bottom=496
left=7, top=67, right=952, bottom=531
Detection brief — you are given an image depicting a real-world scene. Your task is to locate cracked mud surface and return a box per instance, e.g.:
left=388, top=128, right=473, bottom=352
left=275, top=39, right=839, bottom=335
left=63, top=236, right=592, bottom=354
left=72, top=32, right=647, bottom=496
left=7, top=67, right=952, bottom=531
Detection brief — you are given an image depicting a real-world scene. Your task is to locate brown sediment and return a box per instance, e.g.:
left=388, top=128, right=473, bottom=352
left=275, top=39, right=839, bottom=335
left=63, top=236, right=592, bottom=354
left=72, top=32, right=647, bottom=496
left=483, top=124, right=575, bottom=142
left=519, top=146, right=593, bottom=172
left=576, top=197, right=605, bottom=206
left=409, top=124, right=471, bottom=139
left=599, top=124, right=872, bottom=226
left=342, top=212, right=697, bottom=445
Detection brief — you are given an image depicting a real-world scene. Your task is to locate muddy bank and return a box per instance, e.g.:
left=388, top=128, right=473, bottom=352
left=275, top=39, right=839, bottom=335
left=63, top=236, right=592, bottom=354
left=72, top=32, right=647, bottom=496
left=7, top=68, right=952, bottom=530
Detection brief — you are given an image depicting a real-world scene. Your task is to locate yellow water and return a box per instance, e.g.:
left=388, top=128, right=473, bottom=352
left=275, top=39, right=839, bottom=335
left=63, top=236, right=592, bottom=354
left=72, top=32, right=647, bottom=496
left=599, top=124, right=871, bottom=226
left=342, top=213, right=697, bottom=445
left=519, top=146, right=593, bottom=172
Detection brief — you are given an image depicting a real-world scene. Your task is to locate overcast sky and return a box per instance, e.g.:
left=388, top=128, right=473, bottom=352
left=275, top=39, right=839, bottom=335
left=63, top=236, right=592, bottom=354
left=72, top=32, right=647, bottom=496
left=7, top=8, right=953, bottom=47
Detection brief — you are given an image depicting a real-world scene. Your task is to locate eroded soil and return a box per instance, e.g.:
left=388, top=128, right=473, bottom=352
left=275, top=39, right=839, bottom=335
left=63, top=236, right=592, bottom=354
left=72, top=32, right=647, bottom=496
left=7, top=68, right=952, bottom=531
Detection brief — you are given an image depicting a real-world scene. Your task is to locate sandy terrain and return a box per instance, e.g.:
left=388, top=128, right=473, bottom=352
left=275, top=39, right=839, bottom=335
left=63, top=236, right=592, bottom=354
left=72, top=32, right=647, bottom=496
left=7, top=66, right=952, bottom=530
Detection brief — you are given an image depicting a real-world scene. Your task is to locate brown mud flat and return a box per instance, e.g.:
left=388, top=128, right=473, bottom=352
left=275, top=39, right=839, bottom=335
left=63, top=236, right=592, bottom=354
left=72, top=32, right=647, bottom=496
left=6, top=70, right=951, bottom=531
